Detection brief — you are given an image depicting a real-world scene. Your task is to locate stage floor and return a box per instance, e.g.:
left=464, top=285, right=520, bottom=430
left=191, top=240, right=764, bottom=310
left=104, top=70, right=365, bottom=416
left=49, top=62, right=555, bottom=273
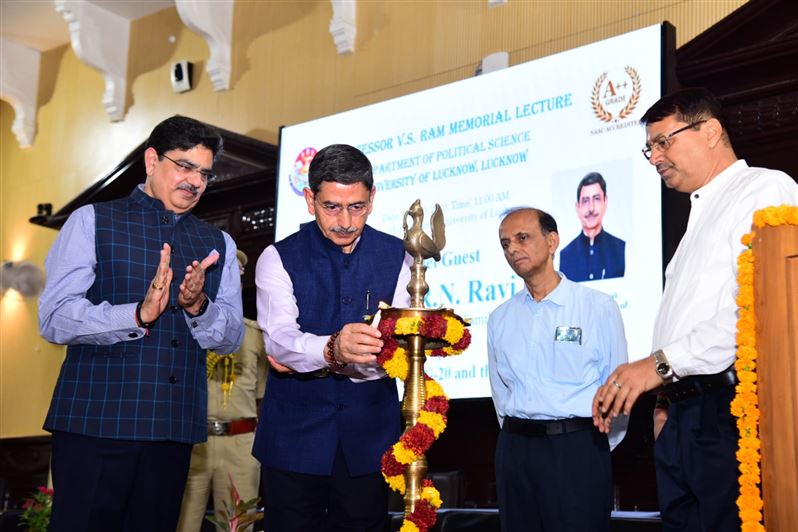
left=389, top=509, right=662, bottom=532
left=0, top=508, right=662, bottom=531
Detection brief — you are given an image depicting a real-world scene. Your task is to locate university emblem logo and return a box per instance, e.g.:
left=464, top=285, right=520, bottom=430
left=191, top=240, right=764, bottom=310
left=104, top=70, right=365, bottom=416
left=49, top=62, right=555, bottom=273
left=591, top=66, right=642, bottom=123
left=288, top=147, right=317, bottom=196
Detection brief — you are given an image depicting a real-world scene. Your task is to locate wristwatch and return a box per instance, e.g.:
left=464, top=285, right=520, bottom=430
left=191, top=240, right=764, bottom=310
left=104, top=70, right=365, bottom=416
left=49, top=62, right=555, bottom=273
left=185, top=294, right=209, bottom=318
left=653, top=349, right=673, bottom=379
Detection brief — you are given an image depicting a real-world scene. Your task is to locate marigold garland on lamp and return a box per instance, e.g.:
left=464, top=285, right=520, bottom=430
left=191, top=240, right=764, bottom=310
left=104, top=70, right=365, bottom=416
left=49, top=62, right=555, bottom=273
left=376, top=307, right=470, bottom=532
left=731, top=205, right=797, bottom=532
left=375, top=199, right=471, bottom=532
left=376, top=313, right=471, bottom=381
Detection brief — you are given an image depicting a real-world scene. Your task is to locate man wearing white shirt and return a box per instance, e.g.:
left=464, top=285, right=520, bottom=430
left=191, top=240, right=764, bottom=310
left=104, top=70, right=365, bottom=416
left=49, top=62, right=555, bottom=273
left=253, top=144, right=412, bottom=532
left=593, top=88, right=798, bottom=531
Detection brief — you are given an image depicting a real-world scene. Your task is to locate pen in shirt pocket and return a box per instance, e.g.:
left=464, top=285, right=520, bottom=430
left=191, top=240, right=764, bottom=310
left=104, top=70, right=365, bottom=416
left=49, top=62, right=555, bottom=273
left=365, top=290, right=371, bottom=312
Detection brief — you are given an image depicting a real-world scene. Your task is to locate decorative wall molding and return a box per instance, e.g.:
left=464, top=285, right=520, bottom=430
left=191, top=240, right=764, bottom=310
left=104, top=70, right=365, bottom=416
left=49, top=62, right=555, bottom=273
left=175, top=0, right=234, bottom=91
left=55, top=0, right=130, bottom=121
left=329, top=0, right=356, bottom=54
left=0, top=38, right=41, bottom=148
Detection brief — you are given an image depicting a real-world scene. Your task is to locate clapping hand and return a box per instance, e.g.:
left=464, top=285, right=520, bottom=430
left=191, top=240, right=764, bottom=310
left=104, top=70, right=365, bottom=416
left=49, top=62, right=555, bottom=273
left=140, top=243, right=174, bottom=323
left=179, top=249, right=219, bottom=313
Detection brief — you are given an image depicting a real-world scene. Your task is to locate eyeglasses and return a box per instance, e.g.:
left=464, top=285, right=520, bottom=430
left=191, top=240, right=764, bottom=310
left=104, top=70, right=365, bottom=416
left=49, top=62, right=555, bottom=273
left=642, top=120, right=707, bottom=160
left=160, top=153, right=217, bottom=183
left=314, top=198, right=370, bottom=217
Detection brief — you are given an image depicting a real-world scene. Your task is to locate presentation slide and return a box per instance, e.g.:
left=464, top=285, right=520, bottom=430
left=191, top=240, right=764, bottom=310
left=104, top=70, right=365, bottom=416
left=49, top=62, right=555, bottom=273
left=275, top=24, right=666, bottom=399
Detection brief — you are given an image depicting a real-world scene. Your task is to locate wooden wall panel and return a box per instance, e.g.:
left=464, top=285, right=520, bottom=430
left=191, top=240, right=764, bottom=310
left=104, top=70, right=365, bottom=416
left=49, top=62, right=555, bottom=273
left=755, top=225, right=798, bottom=531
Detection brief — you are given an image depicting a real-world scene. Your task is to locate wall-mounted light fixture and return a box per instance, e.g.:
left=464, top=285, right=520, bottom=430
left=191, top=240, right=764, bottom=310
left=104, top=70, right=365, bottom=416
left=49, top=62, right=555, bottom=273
left=1, top=261, right=45, bottom=298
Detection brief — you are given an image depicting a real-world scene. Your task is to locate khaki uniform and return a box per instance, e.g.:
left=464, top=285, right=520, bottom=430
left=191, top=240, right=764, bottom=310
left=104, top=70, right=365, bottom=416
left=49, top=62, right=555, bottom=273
left=177, top=318, right=268, bottom=532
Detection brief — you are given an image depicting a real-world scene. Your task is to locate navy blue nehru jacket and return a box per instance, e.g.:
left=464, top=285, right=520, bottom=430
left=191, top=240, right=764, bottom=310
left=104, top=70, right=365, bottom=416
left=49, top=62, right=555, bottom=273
left=559, top=229, right=625, bottom=282
left=253, top=221, right=405, bottom=476
left=43, top=187, right=226, bottom=444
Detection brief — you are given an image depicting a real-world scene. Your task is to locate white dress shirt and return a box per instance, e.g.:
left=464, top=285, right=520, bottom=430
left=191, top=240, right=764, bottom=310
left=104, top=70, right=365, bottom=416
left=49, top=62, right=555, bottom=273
left=653, top=160, right=798, bottom=377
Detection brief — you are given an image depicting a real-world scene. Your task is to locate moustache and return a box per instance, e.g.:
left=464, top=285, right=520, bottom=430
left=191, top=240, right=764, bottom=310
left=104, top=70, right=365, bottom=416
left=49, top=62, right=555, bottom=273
left=177, top=183, right=200, bottom=195
left=330, top=226, right=358, bottom=235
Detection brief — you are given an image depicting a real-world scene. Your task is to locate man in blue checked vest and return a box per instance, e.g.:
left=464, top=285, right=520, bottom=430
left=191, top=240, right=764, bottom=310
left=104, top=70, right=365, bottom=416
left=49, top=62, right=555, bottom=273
left=38, top=115, right=244, bottom=532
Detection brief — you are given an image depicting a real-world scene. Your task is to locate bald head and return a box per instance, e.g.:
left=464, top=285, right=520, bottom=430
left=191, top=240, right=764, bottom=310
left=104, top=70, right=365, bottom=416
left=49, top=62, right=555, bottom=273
left=500, top=207, right=558, bottom=236
left=499, top=208, right=560, bottom=282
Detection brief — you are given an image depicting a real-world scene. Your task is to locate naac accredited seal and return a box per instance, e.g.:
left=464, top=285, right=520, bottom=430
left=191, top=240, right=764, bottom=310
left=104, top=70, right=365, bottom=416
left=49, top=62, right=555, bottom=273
left=591, top=66, right=642, bottom=124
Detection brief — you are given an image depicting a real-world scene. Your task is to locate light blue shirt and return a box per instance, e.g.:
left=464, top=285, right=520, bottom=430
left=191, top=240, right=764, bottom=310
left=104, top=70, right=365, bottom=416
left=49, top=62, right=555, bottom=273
left=39, top=197, right=243, bottom=354
left=487, top=274, right=628, bottom=447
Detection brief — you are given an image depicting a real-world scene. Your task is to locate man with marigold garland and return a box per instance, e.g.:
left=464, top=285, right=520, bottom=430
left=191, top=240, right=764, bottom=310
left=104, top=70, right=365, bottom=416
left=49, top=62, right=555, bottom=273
left=592, top=88, right=798, bottom=531
left=488, top=207, right=628, bottom=532
left=253, top=144, right=412, bottom=531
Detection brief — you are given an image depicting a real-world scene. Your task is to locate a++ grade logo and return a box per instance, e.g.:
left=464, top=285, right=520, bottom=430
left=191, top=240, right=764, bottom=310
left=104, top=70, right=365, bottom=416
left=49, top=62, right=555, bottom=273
left=591, top=66, right=641, bottom=123
left=288, top=147, right=317, bottom=196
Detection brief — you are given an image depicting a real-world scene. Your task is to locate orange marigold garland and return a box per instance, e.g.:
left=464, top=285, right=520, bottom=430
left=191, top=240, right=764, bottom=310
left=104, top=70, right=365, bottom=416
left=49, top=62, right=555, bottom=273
left=731, top=205, right=798, bottom=532
left=376, top=312, right=470, bottom=532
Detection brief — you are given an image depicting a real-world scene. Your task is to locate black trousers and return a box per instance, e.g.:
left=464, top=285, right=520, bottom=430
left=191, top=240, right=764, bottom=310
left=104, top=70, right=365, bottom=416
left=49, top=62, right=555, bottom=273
left=262, top=444, right=390, bottom=532
left=495, top=424, right=612, bottom=532
left=654, top=385, right=740, bottom=531
left=49, top=431, right=192, bottom=532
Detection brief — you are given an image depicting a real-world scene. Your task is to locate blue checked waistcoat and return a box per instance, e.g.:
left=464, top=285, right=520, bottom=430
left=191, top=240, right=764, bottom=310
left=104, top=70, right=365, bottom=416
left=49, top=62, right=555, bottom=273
left=43, top=187, right=226, bottom=444
left=253, top=222, right=404, bottom=476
